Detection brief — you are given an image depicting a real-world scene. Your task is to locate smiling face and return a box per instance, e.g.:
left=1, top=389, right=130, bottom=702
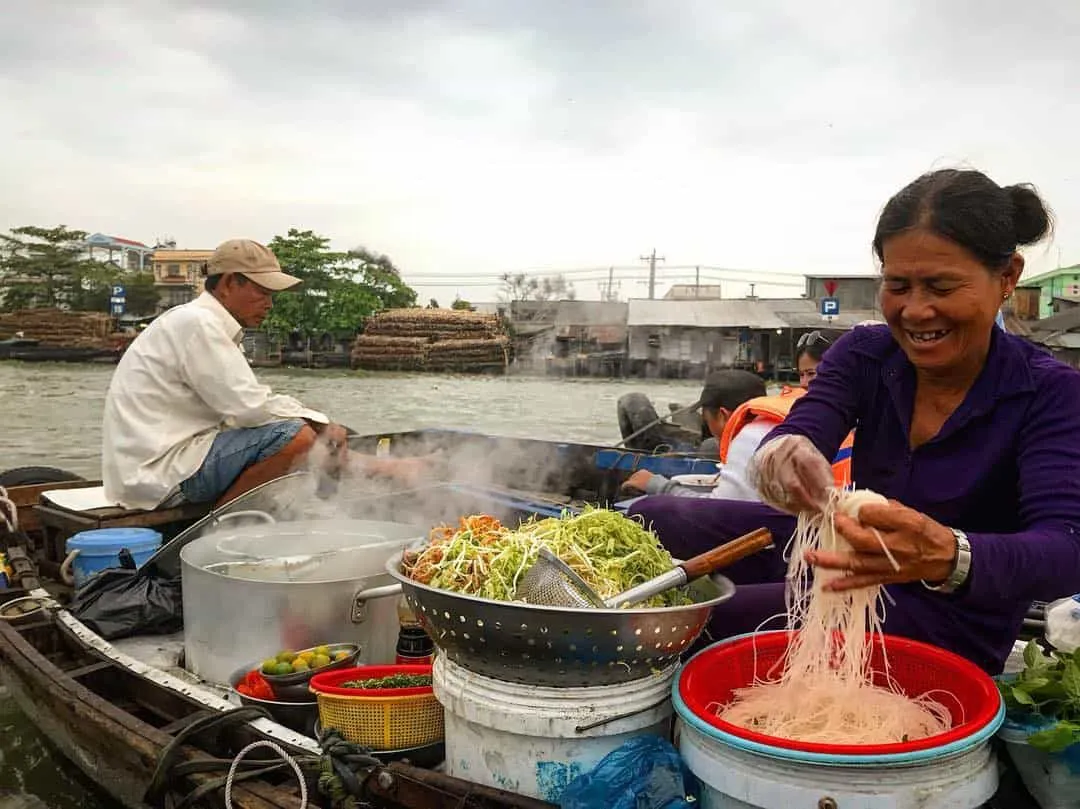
left=879, top=229, right=1022, bottom=376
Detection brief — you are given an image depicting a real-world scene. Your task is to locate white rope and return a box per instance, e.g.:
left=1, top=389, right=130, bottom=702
left=224, top=739, right=307, bottom=809
left=0, top=486, right=16, bottom=533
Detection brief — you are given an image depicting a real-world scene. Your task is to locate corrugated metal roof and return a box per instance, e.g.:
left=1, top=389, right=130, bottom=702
left=627, top=298, right=815, bottom=329
left=553, top=301, right=628, bottom=327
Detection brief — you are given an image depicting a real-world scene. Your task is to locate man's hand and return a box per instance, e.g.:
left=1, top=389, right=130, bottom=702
left=621, top=470, right=654, bottom=495
left=312, top=422, right=349, bottom=469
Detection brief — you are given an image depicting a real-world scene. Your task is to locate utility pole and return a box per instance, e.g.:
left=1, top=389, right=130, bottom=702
left=599, top=266, right=620, bottom=302
left=695, top=265, right=700, bottom=297
left=748, top=282, right=756, bottom=299
left=639, top=249, right=666, bottom=300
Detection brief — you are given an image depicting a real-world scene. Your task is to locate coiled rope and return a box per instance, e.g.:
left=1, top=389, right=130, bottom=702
left=224, top=739, right=307, bottom=809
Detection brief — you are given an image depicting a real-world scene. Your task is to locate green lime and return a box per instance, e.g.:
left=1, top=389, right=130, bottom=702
left=311, top=654, right=331, bottom=669
left=314, top=645, right=331, bottom=658
left=274, top=661, right=293, bottom=676
left=276, top=650, right=296, bottom=663
left=261, top=658, right=278, bottom=674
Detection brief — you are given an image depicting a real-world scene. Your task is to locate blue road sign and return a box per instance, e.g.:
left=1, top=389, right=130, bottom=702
left=820, top=297, right=840, bottom=316
left=110, top=302, right=126, bottom=315
left=112, top=284, right=126, bottom=297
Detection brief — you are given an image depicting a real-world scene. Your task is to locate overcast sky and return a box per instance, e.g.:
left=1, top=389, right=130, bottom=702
left=2, top=1, right=1077, bottom=303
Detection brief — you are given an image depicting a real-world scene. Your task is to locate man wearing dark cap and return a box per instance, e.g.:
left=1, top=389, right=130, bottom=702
left=621, top=369, right=766, bottom=499
left=102, top=238, right=428, bottom=510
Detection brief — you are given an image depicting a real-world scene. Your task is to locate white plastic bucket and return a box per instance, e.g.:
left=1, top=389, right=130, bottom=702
left=433, top=655, right=675, bottom=803
left=678, top=718, right=999, bottom=809
left=998, top=724, right=1080, bottom=809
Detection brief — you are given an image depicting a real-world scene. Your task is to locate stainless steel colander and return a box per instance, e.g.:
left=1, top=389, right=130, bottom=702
left=384, top=550, right=736, bottom=687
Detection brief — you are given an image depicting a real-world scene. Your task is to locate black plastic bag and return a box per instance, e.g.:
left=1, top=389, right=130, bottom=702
left=68, top=551, right=182, bottom=640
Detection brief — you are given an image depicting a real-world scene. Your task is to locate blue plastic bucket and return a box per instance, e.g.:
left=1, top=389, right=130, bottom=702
left=65, top=527, right=163, bottom=588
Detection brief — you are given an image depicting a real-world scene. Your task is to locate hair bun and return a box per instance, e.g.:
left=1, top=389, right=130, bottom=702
left=1006, top=183, right=1053, bottom=246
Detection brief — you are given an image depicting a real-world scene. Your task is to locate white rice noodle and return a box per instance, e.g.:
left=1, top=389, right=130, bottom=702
left=715, top=488, right=954, bottom=746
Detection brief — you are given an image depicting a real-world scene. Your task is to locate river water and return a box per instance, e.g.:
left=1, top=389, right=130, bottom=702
left=0, top=362, right=702, bottom=808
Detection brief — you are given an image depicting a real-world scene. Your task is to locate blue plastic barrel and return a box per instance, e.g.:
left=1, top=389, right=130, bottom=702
left=65, top=527, right=163, bottom=588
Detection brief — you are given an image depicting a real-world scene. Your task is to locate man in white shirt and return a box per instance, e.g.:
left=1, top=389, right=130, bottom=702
left=102, top=238, right=426, bottom=510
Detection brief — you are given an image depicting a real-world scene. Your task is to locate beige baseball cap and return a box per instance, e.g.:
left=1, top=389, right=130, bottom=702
left=206, top=239, right=301, bottom=291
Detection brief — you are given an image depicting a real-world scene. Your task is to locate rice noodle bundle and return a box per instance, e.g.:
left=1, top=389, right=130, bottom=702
left=716, top=488, right=954, bottom=745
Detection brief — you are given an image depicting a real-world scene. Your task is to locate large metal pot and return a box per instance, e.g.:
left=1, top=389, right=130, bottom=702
left=180, top=518, right=421, bottom=686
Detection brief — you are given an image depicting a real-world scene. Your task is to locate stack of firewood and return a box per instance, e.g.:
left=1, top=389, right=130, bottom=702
left=0, top=309, right=116, bottom=348
left=350, top=309, right=510, bottom=372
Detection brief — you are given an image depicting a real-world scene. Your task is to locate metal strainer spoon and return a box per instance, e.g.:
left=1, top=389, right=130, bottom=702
left=517, top=526, right=774, bottom=609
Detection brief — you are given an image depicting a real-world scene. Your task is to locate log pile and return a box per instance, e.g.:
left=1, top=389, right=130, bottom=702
left=351, top=309, right=510, bottom=373
left=0, top=309, right=116, bottom=348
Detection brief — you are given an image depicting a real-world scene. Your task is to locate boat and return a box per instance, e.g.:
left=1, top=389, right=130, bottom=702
left=0, top=337, right=123, bottom=363
left=0, top=429, right=1049, bottom=808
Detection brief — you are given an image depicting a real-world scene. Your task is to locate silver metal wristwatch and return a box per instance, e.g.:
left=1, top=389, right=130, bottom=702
left=922, top=528, right=971, bottom=594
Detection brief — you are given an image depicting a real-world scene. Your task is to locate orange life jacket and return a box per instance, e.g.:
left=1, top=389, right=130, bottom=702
left=718, top=387, right=854, bottom=487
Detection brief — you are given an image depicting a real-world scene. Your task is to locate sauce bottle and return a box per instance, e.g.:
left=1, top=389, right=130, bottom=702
left=395, top=595, right=434, bottom=665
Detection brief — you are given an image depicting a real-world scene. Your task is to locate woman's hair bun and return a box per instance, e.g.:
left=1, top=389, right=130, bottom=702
left=1006, top=183, right=1053, bottom=246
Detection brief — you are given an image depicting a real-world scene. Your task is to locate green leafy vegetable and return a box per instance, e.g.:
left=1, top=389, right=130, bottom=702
left=402, top=507, right=692, bottom=608
left=998, top=639, right=1080, bottom=752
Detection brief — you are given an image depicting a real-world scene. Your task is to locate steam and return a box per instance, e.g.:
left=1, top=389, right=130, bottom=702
left=214, top=428, right=580, bottom=534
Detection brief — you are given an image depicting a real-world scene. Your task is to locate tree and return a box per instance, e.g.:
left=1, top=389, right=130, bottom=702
left=427, top=298, right=441, bottom=309
left=0, top=226, right=104, bottom=311
left=498, top=272, right=576, bottom=303
left=451, top=296, right=474, bottom=311
left=261, top=228, right=418, bottom=337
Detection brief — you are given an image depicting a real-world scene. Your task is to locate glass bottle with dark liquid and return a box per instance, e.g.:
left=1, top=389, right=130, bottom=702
left=395, top=596, right=434, bottom=665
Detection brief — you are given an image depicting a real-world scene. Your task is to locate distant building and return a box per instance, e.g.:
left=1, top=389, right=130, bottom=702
left=1026, top=308, right=1080, bottom=369
left=626, top=296, right=880, bottom=379
left=83, top=233, right=154, bottom=272
left=150, top=249, right=212, bottom=310
left=803, top=274, right=882, bottom=314
left=663, top=284, right=723, bottom=300
left=1019, top=266, right=1080, bottom=318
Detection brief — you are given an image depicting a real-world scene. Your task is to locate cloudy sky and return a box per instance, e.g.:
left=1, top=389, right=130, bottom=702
left=2, top=1, right=1078, bottom=303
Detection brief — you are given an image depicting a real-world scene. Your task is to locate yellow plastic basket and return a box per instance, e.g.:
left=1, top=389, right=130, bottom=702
left=310, top=665, right=444, bottom=750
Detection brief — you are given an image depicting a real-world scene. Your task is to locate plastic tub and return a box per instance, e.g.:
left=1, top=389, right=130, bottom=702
left=65, top=528, right=162, bottom=588
left=434, top=655, right=675, bottom=803
left=678, top=716, right=999, bottom=808
left=998, top=719, right=1080, bottom=809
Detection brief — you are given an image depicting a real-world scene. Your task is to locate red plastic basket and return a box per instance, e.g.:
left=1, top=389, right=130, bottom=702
left=678, top=632, right=1002, bottom=756
left=309, top=665, right=433, bottom=698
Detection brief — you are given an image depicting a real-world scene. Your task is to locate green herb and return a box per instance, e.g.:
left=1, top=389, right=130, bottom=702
left=997, top=639, right=1080, bottom=752
left=340, top=674, right=432, bottom=689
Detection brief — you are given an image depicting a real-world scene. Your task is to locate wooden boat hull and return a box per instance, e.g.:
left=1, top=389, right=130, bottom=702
left=0, top=590, right=557, bottom=809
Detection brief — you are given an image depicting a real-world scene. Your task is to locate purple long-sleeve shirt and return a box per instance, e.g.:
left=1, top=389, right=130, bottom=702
left=767, top=324, right=1080, bottom=671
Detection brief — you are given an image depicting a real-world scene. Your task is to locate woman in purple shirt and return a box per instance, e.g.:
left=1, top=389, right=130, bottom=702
left=629, top=168, right=1080, bottom=674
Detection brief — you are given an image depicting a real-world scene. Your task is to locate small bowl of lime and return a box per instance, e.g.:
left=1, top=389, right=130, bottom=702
left=258, top=642, right=361, bottom=701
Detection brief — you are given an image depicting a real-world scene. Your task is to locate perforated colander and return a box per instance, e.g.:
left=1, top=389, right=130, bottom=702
left=384, top=550, right=736, bottom=687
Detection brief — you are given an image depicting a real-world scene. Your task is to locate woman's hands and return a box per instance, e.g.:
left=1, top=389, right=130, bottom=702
left=749, top=435, right=834, bottom=513
left=809, top=499, right=959, bottom=592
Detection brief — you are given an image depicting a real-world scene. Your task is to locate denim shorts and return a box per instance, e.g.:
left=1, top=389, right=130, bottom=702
left=179, top=419, right=306, bottom=504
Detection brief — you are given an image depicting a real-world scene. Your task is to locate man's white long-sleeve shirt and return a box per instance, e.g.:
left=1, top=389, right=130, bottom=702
left=102, top=293, right=328, bottom=510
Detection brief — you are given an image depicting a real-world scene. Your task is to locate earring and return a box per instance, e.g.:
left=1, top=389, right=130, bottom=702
left=1002, top=292, right=1010, bottom=301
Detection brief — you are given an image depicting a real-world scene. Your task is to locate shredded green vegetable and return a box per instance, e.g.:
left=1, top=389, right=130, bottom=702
left=402, top=507, right=691, bottom=607
left=340, top=674, right=432, bottom=689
